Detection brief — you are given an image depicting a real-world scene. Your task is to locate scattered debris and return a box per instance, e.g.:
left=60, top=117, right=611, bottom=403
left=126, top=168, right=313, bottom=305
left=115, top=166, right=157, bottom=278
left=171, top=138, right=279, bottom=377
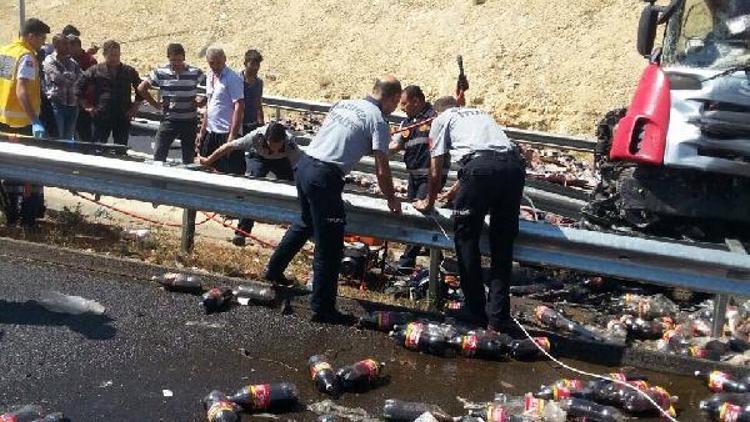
left=38, top=291, right=106, bottom=315
left=308, top=400, right=378, bottom=422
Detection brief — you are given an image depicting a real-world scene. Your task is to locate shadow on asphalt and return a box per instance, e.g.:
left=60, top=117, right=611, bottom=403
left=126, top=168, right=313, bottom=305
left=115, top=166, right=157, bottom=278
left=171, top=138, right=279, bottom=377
left=0, top=300, right=117, bottom=340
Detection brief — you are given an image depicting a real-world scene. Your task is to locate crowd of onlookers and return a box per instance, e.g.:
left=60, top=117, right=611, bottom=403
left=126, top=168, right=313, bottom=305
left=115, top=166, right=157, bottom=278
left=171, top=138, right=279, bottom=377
left=14, top=21, right=267, bottom=164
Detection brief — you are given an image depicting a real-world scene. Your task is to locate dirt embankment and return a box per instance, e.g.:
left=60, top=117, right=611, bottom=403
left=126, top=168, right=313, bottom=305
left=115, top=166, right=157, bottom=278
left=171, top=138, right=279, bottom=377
left=1, top=0, right=649, bottom=135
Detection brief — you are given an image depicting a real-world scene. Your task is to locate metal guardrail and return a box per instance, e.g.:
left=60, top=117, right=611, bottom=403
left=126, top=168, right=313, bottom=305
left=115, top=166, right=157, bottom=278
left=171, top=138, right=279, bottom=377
left=138, top=91, right=597, bottom=152
left=0, top=142, right=749, bottom=298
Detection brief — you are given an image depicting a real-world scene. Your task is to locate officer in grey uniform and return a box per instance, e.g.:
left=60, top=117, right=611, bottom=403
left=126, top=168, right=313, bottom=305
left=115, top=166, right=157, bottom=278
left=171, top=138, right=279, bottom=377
left=264, top=75, right=403, bottom=324
left=414, top=95, right=525, bottom=330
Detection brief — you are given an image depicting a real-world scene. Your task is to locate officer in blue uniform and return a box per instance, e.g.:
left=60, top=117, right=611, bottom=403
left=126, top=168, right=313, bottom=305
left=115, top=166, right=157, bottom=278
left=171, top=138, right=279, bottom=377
left=264, top=75, right=403, bottom=324
left=414, top=95, right=525, bottom=331
left=389, top=85, right=449, bottom=271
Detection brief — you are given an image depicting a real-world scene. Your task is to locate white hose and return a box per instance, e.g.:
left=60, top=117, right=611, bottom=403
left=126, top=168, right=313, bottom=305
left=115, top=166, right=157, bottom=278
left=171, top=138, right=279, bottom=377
left=511, top=316, right=680, bottom=422
left=424, top=210, right=679, bottom=421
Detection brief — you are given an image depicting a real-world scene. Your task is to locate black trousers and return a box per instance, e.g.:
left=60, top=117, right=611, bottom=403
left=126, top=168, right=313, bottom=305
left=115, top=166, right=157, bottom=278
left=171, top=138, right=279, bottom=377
left=265, top=154, right=345, bottom=314
left=453, top=152, right=525, bottom=327
left=0, top=123, right=44, bottom=227
left=76, top=106, right=93, bottom=142
left=236, top=156, right=294, bottom=237
left=154, top=119, right=198, bottom=164
left=92, top=113, right=130, bottom=145
left=397, top=174, right=447, bottom=268
left=199, top=132, right=245, bottom=175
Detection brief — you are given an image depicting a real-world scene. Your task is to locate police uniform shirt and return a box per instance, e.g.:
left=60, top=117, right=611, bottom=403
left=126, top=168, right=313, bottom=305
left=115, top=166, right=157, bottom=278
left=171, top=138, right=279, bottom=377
left=429, top=107, right=513, bottom=163
left=227, top=123, right=300, bottom=165
left=16, top=54, right=37, bottom=81
left=304, top=97, right=391, bottom=174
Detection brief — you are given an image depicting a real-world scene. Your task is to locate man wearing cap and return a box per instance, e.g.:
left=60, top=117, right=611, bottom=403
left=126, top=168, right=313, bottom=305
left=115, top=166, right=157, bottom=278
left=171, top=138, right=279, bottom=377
left=414, top=94, right=525, bottom=332
left=263, top=76, right=403, bottom=324
left=0, top=18, right=51, bottom=228
left=388, top=85, right=448, bottom=272
left=196, top=121, right=299, bottom=246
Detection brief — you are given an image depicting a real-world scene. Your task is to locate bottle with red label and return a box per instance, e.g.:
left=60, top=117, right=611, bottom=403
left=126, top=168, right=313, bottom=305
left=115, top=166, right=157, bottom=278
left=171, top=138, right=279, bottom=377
left=534, top=379, right=593, bottom=401
left=0, top=405, right=44, bottom=422
left=201, top=286, right=234, bottom=313
left=700, top=393, right=750, bottom=415
left=620, top=385, right=677, bottom=417
left=698, top=370, right=750, bottom=393
left=202, top=390, right=240, bottom=422
left=308, top=355, right=341, bottom=397
left=228, top=382, right=298, bottom=412
left=153, top=272, right=204, bottom=294
left=358, top=311, right=416, bottom=332
left=383, top=399, right=453, bottom=422
left=702, top=402, right=750, bottom=422
left=508, top=337, right=551, bottom=360
left=559, top=397, right=625, bottom=422
left=390, top=322, right=455, bottom=357
left=336, top=359, right=384, bottom=391
left=614, top=293, right=678, bottom=319
left=232, top=284, right=276, bottom=306
left=619, top=314, right=674, bottom=339
left=449, top=332, right=512, bottom=360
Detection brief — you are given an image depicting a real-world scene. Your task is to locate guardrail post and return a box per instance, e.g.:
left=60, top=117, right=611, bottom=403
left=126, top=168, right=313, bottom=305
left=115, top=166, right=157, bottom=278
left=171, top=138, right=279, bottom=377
left=715, top=239, right=749, bottom=337
left=428, top=248, right=442, bottom=308
left=181, top=209, right=196, bottom=254
left=275, top=106, right=281, bottom=121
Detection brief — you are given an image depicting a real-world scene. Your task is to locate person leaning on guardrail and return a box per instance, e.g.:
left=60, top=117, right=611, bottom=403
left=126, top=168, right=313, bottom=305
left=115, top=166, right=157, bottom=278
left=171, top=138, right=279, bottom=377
left=195, top=46, right=245, bottom=175
left=196, top=121, right=299, bottom=246
left=263, top=75, right=403, bottom=325
left=0, top=18, right=51, bottom=229
left=138, top=43, right=205, bottom=164
left=413, top=93, right=526, bottom=334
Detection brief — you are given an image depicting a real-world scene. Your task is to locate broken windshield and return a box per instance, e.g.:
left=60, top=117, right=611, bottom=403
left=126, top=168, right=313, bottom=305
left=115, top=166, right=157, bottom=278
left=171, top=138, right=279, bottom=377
left=664, top=0, right=750, bottom=69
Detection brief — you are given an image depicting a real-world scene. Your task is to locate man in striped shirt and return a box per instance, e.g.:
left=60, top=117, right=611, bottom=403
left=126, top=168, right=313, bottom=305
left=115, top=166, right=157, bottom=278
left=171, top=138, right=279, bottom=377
left=138, top=43, right=205, bottom=163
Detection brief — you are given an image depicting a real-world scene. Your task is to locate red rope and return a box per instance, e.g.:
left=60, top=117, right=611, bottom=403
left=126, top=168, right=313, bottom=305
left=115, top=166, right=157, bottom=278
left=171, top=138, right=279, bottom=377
left=390, top=117, right=435, bottom=136
left=72, top=192, right=214, bottom=227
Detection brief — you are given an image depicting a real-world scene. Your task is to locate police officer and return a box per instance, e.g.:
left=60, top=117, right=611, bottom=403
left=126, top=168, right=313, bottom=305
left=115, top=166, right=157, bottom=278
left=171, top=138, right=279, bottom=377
left=197, top=121, right=300, bottom=246
left=0, top=18, right=51, bottom=228
left=389, top=85, right=449, bottom=271
left=264, top=75, right=403, bottom=324
left=414, top=95, right=525, bottom=331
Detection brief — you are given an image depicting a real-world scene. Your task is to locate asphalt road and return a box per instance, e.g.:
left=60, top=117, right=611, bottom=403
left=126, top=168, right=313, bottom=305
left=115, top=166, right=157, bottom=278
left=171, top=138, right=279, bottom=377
left=0, top=239, right=708, bottom=421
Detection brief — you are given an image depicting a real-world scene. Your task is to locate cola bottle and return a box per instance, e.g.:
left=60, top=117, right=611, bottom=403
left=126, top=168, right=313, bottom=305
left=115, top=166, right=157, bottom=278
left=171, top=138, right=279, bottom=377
left=620, top=386, right=677, bottom=417
left=336, top=359, right=384, bottom=391
left=700, top=393, right=750, bottom=414
left=619, top=315, right=673, bottom=339
left=383, top=399, right=453, bottom=422
left=153, top=272, right=204, bottom=294
left=701, top=402, right=750, bottom=422
left=358, top=311, right=416, bottom=332
left=558, top=397, right=625, bottom=422
left=535, top=379, right=594, bottom=401
left=589, top=379, right=650, bottom=405
left=0, top=405, right=44, bottom=422
left=534, top=306, right=599, bottom=340
left=698, top=370, right=750, bottom=393
left=522, top=393, right=566, bottom=422
left=390, top=323, right=455, bottom=357
left=228, top=382, right=298, bottom=411
left=449, top=332, right=513, bottom=360
left=233, top=284, right=276, bottom=306
left=201, top=287, right=234, bottom=313
left=308, top=355, right=341, bottom=397
left=508, top=337, right=551, bottom=360
left=615, top=293, right=678, bottom=319
left=202, top=390, right=240, bottom=422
